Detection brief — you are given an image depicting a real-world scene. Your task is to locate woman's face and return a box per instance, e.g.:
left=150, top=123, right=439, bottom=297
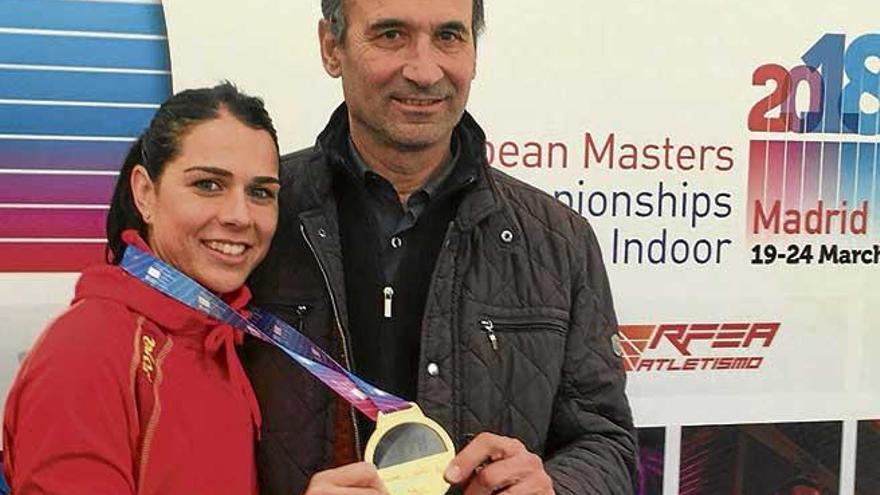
left=132, top=110, right=280, bottom=294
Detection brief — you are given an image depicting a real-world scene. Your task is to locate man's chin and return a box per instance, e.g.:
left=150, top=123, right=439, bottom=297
left=384, top=125, right=453, bottom=150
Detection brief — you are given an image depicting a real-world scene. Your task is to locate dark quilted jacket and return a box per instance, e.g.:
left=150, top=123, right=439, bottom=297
left=240, top=105, right=637, bottom=495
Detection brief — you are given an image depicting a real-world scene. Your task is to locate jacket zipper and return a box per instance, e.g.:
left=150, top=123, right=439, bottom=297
left=299, top=223, right=362, bottom=458
left=383, top=286, right=394, bottom=318
left=444, top=220, right=463, bottom=447
left=479, top=320, right=499, bottom=351
left=295, top=304, right=310, bottom=333
left=479, top=318, right=567, bottom=351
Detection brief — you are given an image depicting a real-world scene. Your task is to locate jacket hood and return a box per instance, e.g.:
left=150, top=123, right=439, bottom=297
left=73, top=230, right=262, bottom=434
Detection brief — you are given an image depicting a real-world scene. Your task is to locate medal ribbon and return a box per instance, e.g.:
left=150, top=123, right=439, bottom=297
left=120, top=244, right=410, bottom=420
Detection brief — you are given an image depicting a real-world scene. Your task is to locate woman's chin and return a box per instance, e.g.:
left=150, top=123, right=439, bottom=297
left=193, top=270, right=247, bottom=295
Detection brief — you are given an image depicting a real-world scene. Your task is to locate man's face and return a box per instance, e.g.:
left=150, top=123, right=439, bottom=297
left=321, top=0, right=476, bottom=150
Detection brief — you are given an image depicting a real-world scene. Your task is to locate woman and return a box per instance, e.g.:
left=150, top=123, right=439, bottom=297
left=2, top=83, right=280, bottom=494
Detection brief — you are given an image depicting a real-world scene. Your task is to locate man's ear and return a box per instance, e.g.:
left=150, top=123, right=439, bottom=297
left=130, top=165, right=157, bottom=224
left=319, top=19, right=343, bottom=78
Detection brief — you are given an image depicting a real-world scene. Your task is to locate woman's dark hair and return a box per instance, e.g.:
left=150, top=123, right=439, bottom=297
left=105, top=82, right=279, bottom=264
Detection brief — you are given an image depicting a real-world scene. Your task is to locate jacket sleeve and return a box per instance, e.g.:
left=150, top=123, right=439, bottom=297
left=3, top=302, right=138, bottom=495
left=542, top=220, right=638, bottom=495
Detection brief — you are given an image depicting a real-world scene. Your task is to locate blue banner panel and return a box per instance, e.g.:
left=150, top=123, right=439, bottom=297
left=0, top=0, right=166, bottom=35
left=0, top=69, right=170, bottom=104
left=0, top=104, right=156, bottom=137
left=0, top=33, right=170, bottom=70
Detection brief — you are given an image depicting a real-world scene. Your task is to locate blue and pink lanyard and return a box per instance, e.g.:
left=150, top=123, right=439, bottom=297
left=120, top=244, right=410, bottom=421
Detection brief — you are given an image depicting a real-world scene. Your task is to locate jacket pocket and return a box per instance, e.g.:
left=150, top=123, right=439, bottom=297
left=478, top=315, right=567, bottom=351
left=459, top=303, right=569, bottom=452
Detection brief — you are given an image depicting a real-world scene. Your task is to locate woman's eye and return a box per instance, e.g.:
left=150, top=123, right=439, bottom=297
left=249, top=186, right=277, bottom=200
left=193, top=179, right=221, bottom=192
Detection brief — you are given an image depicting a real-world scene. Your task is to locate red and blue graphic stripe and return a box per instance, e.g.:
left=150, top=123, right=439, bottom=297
left=0, top=0, right=171, bottom=272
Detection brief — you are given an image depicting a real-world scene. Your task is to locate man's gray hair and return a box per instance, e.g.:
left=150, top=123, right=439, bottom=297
left=321, top=0, right=485, bottom=43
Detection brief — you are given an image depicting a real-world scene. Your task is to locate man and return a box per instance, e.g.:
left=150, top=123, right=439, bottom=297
left=241, top=0, right=637, bottom=493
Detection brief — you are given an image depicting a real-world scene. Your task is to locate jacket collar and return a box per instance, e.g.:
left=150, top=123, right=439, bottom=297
left=300, top=103, right=504, bottom=231
left=76, top=231, right=263, bottom=435
left=75, top=230, right=252, bottom=334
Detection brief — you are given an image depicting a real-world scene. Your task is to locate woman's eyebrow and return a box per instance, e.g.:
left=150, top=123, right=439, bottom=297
left=184, top=166, right=232, bottom=177
left=185, top=166, right=279, bottom=185
left=252, top=176, right=281, bottom=185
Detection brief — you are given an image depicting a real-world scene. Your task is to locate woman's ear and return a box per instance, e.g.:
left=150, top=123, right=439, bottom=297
left=130, top=165, right=156, bottom=224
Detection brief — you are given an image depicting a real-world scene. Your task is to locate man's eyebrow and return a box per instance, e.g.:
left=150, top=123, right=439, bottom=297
left=184, top=166, right=232, bottom=177
left=437, top=21, right=469, bottom=34
left=368, top=18, right=407, bottom=32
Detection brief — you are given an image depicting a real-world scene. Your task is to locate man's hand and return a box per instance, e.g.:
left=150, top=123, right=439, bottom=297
left=304, top=462, right=389, bottom=495
left=444, top=433, right=554, bottom=495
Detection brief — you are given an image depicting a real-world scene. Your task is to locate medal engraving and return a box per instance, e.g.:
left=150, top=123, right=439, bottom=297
left=365, top=404, right=455, bottom=495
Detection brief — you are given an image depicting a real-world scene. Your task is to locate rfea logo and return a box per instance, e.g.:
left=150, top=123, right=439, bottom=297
left=619, top=323, right=780, bottom=372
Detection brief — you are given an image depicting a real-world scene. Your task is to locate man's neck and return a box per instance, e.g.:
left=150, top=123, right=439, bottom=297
left=350, top=128, right=452, bottom=204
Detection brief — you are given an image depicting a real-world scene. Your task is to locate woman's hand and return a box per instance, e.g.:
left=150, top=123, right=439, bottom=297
left=304, top=462, right=389, bottom=495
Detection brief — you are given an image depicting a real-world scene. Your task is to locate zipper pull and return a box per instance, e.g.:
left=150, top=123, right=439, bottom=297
left=383, top=286, right=394, bottom=318
left=480, top=319, right=498, bottom=351
left=295, top=304, right=310, bottom=332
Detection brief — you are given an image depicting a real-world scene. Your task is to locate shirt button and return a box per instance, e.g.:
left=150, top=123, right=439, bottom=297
left=426, top=362, right=440, bottom=376
left=391, top=236, right=403, bottom=249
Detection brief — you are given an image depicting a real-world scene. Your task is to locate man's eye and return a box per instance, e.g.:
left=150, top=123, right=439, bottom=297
left=193, top=179, right=221, bottom=192
left=438, top=30, right=463, bottom=42
left=382, top=30, right=401, bottom=40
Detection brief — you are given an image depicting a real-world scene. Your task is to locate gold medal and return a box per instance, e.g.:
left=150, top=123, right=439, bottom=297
left=364, top=403, right=455, bottom=495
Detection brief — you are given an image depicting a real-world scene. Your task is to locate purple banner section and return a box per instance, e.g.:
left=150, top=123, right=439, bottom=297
left=0, top=174, right=116, bottom=204
left=0, top=139, right=131, bottom=171
left=821, top=142, right=840, bottom=204
left=856, top=143, right=876, bottom=204
left=803, top=142, right=821, bottom=208
left=839, top=143, right=858, bottom=206
left=0, top=208, right=106, bottom=238
left=784, top=141, right=803, bottom=209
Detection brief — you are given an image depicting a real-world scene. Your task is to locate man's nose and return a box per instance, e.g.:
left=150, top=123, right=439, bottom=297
left=401, top=36, right=444, bottom=88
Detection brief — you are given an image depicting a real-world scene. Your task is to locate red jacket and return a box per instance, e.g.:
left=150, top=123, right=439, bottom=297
left=3, top=237, right=262, bottom=495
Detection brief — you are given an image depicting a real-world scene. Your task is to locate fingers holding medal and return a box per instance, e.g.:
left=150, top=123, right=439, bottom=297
left=444, top=432, right=554, bottom=495
left=304, top=462, right=390, bottom=495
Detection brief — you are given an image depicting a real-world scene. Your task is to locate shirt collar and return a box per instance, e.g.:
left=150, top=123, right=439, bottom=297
left=345, top=135, right=463, bottom=201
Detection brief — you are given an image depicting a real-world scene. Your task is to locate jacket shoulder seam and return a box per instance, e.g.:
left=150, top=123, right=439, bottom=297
left=490, top=169, right=589, bottom=249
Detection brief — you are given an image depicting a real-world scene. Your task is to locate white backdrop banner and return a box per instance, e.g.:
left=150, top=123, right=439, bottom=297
left=0, top=1, right=877, bottom=493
